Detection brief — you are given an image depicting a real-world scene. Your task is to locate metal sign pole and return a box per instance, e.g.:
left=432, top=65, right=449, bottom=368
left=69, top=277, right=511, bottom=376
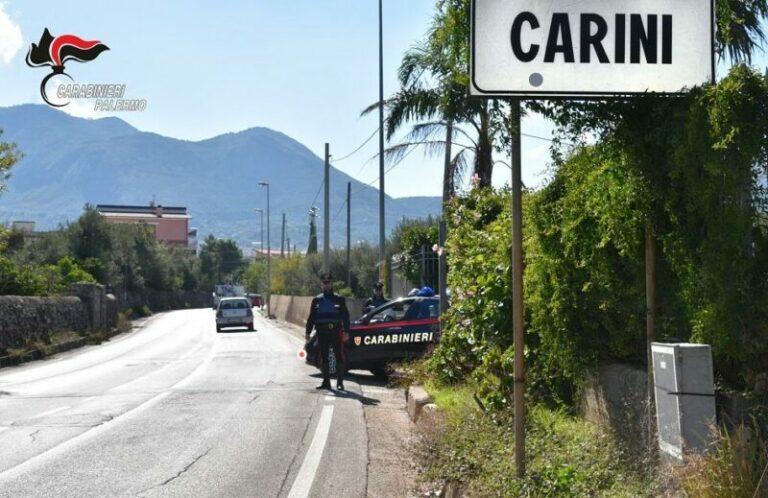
left=510, top=97, right=526, bottom=478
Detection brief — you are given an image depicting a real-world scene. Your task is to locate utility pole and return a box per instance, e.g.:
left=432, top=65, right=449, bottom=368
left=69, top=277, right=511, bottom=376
left=378, top=0, right=386, bottom=282
left=439, top=122, right=451, bottom=318
left=287, top=237, right=291, bottom=258
left=324, top=143, right=330, bottom=272
left=281, top=213, right=286, bottom=258
left=439, top=220, right=447, bottom=315
left=646, top=221, right=658, bottom=458
left=346, top=181, right=352, bottom=288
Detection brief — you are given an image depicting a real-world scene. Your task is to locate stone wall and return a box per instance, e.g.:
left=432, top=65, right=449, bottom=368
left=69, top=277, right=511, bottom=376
left=269, top=295, right=367, bottom=330
left=0, top=295, right=88, bottom=350
left=69, top=283, right=107, bottom=332
left=120, top=289, right=211, bottom=312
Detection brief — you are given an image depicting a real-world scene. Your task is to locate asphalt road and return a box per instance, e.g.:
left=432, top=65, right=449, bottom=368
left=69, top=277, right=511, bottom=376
left=0, top=309, right=378, bottom=498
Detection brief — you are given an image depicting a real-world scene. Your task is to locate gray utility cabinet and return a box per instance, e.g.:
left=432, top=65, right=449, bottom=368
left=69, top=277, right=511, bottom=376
left=651, top=343, right=716, bottom=459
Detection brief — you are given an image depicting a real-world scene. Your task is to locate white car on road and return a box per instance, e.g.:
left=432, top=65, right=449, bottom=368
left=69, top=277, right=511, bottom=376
left=215, top=297, right=254, bottom=332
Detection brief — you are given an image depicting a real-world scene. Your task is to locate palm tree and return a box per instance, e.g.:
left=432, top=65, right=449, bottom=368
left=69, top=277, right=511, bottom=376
left=717, top=0, right=768, bottom=63
left=363, top=0, right=503, bottom=198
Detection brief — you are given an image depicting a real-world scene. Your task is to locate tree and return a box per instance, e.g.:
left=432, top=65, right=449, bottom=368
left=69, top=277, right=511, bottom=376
left=363, top=0, right=507, bottom=195
left=243, top=260, right=267, bottom=294
left=390, top=217, right=440, bottom=288
left=198, top=236, right=247, bottom=288
left=307, top=210, right=318, bottom=255
left=67, top=206, right=113, bottom=283
left=0, top=129, right=21, bottom=196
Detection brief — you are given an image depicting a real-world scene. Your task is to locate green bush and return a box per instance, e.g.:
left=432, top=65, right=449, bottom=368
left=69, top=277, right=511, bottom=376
left=432, top=67, right=768, bottom=405
left=429, top=187, right=513, bottom=388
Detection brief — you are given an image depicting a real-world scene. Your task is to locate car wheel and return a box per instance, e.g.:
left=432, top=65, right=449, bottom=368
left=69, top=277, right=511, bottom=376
left=247, top=324, right=254, bottom=331
left=216, top=326, right=222, bottom=333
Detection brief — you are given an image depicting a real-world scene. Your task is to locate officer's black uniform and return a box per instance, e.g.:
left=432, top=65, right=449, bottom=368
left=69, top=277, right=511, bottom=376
left=306, top=289, right=350, bottom=390
left=362, top=281, right=388, bottom=315
left=363, top=295, right=388, bottom=315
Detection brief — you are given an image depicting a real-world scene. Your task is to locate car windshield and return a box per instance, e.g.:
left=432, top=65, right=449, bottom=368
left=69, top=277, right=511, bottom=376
left=369, top=300, right=413, bottom=323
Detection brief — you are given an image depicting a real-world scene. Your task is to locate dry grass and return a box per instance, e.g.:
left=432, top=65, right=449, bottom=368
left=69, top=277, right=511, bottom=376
left=674, top=423, right=768, bottom=498
left=117, top=311, right=132, bottom=332
left=50, top=330, right=81, bottom=344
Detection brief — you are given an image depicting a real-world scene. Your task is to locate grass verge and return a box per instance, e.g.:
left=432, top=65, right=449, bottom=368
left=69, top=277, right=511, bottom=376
left=415, top=380, right=660, bottom=497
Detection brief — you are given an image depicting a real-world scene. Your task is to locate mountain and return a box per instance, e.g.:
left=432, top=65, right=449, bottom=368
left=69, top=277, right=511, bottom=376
left=0, top=105, right=441, bottom=250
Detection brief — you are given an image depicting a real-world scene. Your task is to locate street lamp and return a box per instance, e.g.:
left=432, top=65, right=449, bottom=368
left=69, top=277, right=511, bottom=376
left=254, top=208, right=264, bottom=260
left=378, top=0, right=386, bottom=283
left=258, top=181, right=271, bottom=318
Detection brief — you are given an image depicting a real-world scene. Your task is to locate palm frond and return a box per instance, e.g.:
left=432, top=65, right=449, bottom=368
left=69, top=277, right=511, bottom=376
left=384, top=89, right=442, bottom=140
left=716, top=0, right=768, bottom=63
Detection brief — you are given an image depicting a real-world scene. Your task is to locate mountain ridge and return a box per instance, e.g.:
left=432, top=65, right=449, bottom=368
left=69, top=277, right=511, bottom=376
left=0, top=105, right=441, bottom=249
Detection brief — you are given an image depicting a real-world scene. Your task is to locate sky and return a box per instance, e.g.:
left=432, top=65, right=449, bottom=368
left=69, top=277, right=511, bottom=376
left=0, top=0, right=558, bottom=199
left=1, top=2, right=766, bottom=199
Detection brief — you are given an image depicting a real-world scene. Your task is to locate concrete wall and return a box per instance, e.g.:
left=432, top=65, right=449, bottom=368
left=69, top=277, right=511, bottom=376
left=580, top=363, right=651, bottom=458
left=0, top=295, right=88, bottom=350
left=579, top=362, right=763, bottom=458
left=269, top=295, right=367, bottom=330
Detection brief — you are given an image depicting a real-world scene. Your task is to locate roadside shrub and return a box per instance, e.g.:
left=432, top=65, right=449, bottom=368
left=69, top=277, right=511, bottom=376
left=429, top=186, right=513, bottom=385
left=117, top=311, right=132, bottom=332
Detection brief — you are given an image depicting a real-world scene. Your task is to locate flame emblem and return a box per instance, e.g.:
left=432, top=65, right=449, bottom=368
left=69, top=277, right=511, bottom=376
left=25, top=28, right=110, bottom=107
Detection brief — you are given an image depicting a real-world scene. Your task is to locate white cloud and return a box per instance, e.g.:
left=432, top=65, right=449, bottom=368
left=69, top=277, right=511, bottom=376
left=60, top=99, right=109, bottom=119
left=0, top=3, right=22, bottom=64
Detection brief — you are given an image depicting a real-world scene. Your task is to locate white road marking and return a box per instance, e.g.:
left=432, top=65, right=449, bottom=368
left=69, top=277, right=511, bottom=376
left=0, top=339, right=215, bottom=483
left=286, top=403, right=335, bottom=498
left=0, top=392, right=171, bottom=482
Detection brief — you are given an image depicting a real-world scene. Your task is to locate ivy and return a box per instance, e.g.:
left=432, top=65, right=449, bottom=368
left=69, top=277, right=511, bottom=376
left=433, top=66, right=768, bottom=405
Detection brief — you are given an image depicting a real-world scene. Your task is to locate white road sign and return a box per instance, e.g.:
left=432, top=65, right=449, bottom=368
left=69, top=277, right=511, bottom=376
left=470, top=0, right=715, bottom=96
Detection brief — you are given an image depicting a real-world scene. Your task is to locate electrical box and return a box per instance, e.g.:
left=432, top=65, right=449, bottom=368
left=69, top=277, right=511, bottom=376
left=651, top=343, right=716, bottom=459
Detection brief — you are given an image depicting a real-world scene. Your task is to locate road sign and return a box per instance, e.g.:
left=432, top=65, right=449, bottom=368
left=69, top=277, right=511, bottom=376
left=470, top=0, right=715, bottom=96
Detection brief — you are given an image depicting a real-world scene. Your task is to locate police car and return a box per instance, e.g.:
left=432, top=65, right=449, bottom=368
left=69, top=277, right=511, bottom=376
left=304, top=293, right=440, bottom=377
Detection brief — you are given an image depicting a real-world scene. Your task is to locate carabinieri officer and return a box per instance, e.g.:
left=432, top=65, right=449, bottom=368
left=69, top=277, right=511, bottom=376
left=305, top=272, right=350, bottom=390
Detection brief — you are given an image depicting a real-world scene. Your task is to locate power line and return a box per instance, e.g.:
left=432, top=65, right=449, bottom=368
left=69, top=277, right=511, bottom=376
left=309, top=179, right=323, bottom=210
left=332, top=199, right=347, bottom=222
left=366, top=147, right=416, bottom=187
left=332, top=128, right=379, bottom=162
left=522, top=132, right=573, bottom=146
left=330, top=146, right=417, bottom=224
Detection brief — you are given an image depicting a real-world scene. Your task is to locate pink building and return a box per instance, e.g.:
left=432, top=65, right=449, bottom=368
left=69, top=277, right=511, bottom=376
left=96, top=204, right=191, bottom=248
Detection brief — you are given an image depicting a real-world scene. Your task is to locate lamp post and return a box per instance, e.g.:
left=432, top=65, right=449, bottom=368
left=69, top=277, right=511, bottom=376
left=255, top=208, right=264, bottom=260
left=378, top=0, right=386, bottom=282
left=258, top=182, right=271, bottom=318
